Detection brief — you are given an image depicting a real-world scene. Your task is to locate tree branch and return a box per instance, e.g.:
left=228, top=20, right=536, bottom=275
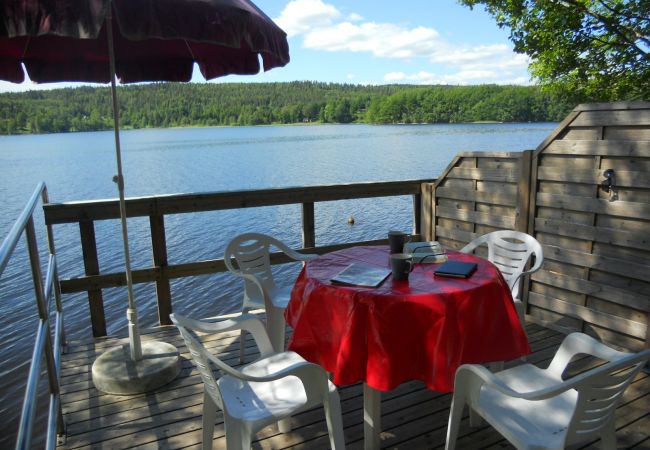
left=559, top=0, right=650, bottom=54
left=595, top=0, right=649, bottom=22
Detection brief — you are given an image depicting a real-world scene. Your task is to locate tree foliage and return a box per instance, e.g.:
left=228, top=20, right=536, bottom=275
left=0, top=81, right=574, bottom=135
left=459, top=0, right=650, bottom=101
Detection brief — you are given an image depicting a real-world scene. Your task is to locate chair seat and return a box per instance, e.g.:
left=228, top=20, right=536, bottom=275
left=477, top=364, right=577, bottom=450
left=246, top=284, right=293, bottom=311
left=218, top=351, right=309, bottom=422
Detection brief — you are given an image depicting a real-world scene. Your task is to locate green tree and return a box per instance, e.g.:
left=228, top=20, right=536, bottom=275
left=460, top=0, right=650, bottom=101
left=0, top=82, right=575, bottom=135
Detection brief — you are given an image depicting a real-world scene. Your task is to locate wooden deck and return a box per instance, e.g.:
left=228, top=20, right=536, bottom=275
left=57, top=319, right=650, bottom=450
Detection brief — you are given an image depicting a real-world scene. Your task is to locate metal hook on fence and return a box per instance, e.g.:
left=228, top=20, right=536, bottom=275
left=601, top=169, right=615, bottom=193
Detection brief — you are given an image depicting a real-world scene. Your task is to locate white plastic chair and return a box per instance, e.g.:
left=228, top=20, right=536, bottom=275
left=225, top=233, right=317, bottom=359
left=171, top=313, right=346, bottom=450
left=460, top=230, right=543, bottom=325
left=445, top=332, right=650, bottom=450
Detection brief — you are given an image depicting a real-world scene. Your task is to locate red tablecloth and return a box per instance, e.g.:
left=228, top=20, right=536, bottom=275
left=285, top=246, right=531, bottom=393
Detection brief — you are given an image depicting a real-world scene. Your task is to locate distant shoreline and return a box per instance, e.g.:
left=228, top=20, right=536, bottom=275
left=0, top=120, right=559, bottom=137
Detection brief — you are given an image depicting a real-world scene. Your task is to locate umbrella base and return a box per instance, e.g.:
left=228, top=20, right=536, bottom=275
left=92, top=341, right=181, bottom=395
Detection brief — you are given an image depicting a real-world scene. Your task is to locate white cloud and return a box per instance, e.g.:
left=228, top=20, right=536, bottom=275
left=303, top=22, right=440, bottom=58
left=431, top=44, right=509, bottom=65
left=0, top=80, right=95, bottom=93
left=431, top=44, right=530, bottom=70
left=275, top=0, right=342, bottom=37
left=384, top=69, right=531, bottom=85
left=384, top=72, right=408, bottom=81
left=347, top=13, right=364, bottom=22
left=279, top=0, right=530, bottom=84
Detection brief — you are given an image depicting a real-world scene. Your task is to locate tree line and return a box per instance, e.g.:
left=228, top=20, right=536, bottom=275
left=0, top=81, right=576, bottom=135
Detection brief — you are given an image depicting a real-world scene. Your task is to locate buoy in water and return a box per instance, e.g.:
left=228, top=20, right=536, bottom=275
left=348, top=216, right=355, bottom=225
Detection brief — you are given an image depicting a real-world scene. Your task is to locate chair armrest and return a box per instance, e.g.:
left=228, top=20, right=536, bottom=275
left=266, top=235, right=318, bottom=262
left=514, top=254, right=544, bottom=280
left=459, top=233, right=488, bottom=254
left=296, top=252, right=319, bottom=262
left=217, top=355, right=328, bottom=387
left=455, top=364, right=578, bottom=403
left=459, top=240, right=479, bottom=254
left=455, top=364, right=523, bottom=401
left=281, top=246, right=318, bottom=262
left=171, top=313, right=274, bottom=356
left=546, top=332, right=631, bottom=377
left=252, top=359, right=327, bottom=383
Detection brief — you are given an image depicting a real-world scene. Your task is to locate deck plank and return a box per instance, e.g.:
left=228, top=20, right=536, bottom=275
left=56, top=321, right=649, bottom=450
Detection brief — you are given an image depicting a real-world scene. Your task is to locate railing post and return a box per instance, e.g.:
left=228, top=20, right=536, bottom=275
left=516, top=150, right=533, bottom=232
left=150, top=214, right=172, bottom=325
left=421, top=182, right=435, bottom=241
left=41, top=186, right=65, bottom=348
left=25, top=217, right=63, bottom=445
left=516, top=150, right=535, bottom=317
left=79, top=220, right=107, bottom=337
left=412, top=193, right=422, bottom=238
left=301, top=202, right=315, bottom=248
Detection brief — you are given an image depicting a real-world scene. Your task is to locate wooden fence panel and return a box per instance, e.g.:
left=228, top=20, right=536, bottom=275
left=432, top=151, right=530, bottom=250
left=431, top=102, right=650, bottom=351
left=527, top=102, right=650, bottom=351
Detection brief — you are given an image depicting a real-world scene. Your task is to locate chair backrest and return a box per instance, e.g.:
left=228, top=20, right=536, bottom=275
left=461, top=230, right=543, bottom=297
left=170, top=314, right=244, bottom=411
left=565, top=348, right=650, bottom=446
left=225, top=233, right=278, bottom=301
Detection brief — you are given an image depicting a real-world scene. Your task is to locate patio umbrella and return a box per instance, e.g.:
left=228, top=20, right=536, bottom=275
left=0, top=0, right=289, bottom=393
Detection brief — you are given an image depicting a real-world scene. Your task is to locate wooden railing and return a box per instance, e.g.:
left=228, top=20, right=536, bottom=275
left=44, top=179, right=435, bottom=336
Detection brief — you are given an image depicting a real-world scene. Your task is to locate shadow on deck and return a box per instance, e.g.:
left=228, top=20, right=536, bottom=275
left=57, top=319, right=650, bottom=449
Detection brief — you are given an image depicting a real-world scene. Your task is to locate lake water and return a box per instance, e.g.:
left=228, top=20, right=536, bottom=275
left=0, top=122, right=556, bottom=445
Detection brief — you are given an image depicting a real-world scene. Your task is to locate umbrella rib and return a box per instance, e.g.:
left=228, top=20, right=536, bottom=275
left=21, top=36, right=30, bottom=59
left=184, top=39, right=196, bottom=60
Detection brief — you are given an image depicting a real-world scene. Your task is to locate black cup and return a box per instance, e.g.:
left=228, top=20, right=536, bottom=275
left=390, top=253, right=413, bottom=281
left=388, top=230, right=410, bottom=254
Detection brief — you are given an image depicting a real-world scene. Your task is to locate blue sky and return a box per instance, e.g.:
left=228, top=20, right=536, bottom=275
left=0, top=0, right=532, bottom=93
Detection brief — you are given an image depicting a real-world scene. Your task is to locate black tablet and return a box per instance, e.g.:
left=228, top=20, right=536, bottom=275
left=433, top=261, right=477, bottom=278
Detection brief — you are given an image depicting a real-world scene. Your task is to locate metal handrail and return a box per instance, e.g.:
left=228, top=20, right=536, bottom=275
left=0, top=182, right=45, bottom=275
left=0, top=183, right=66, bottom=450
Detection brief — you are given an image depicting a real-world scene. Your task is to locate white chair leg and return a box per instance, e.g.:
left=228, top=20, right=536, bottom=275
left=445, top=394, right=465, bottom=450
left=202, top=393, right=217, bottom=450
left=363, top=383, right=381, bottom=450
left=600, top=420, right=617, bottom=450
left=239, top=307, right=251, bottom=364
left=514, top=299, right=527, bottom=339
left=324, top=389, right=346, bottom=450
left=266, top=306, right=291, bottom=433
left=224, top=418, right=253, bottom=450
left=468, top=406, right=483, bottom=427
left=266, top=306, right=286, bottom=353
left=239, top=329, right=246, bottom=364
left=489, top=361, right=504, bottom=372
left=278, top=418, right=292, bottom=433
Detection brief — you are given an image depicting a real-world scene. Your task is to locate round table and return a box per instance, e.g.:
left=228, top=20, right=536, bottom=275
left=286, top=245, right=530, bottom=393
left=286, top=245, right=531, bottom=449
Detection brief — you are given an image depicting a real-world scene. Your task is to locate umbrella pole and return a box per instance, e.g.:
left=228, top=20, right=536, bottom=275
left=106, top=7, right=142, bottom=362
left=91, top=6, right=180, bottom=396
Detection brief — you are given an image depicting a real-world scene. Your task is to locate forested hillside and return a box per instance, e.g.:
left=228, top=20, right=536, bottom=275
left=0, top=81, right=573, bottom=135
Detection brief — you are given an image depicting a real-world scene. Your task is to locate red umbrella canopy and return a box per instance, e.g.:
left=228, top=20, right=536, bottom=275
left=0, top=0, right=290, bottom=84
